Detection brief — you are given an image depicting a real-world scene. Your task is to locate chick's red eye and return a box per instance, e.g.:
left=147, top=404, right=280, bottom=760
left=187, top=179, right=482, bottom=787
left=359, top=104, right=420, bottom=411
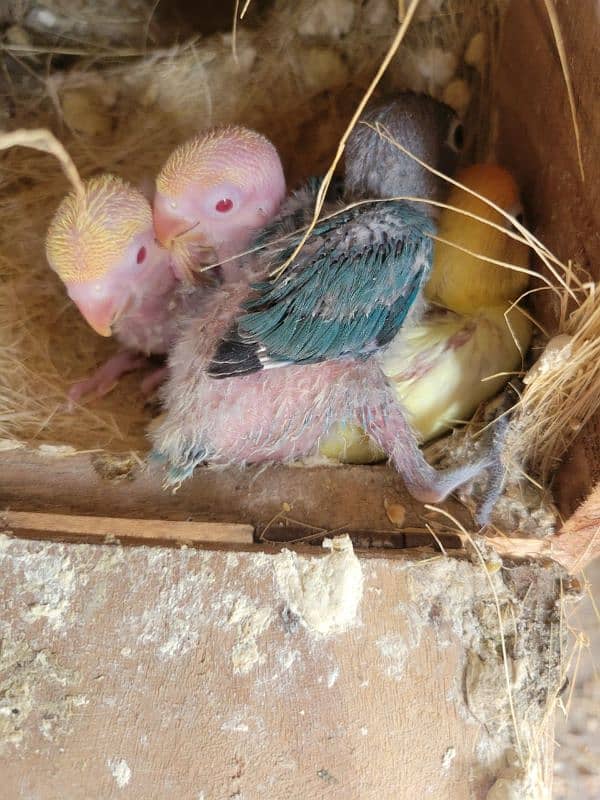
left=136, top=246, right=147, bottom=264
left=215, top=198, right=233, bottom=213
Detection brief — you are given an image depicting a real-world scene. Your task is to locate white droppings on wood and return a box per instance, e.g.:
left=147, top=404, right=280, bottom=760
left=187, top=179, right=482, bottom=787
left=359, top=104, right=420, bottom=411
left=0, top=541, right=76, bottom=631
left=273, top=535, right=363, bottom=636
left=376, top=602, right=424, bottom=680
left=221, top=717, right=249, bottom=733
left=107, top=757, right=131, bottom=788
left=227, top=597, right=273, bottom=675
left=442, top=746, right=456, bottom=772
left=0, top=639, right=82, bottom=750
left=135, top=551, right=216, bottom=659
left=279, top=649, right=300, bottom=671
left=326, top=666, right=340, bottom=688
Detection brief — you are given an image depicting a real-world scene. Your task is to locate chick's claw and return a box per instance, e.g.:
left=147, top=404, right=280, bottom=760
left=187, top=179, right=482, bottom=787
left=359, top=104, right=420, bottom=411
left=65, top=350, right=149, bottom=409
left=366, top=403, right=493, bottom=507
left=471, top=415, right=512, bottom=528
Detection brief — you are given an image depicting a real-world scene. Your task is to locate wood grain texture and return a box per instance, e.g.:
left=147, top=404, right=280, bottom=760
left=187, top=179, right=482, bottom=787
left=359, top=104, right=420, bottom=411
left=2, top=507, right=580, bottom=576
left=550, top=485, right=600, bottom=574
left=0, top=449, right=472, bottom=535
left=496, top=0, right=600, bottom=515
left=0, top=538, right=559, bottom=799
left=1, top=510, right=254, bottom=547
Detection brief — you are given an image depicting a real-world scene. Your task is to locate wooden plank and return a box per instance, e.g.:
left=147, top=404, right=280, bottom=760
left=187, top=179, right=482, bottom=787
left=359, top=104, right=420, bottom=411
left=548, top=485, right=600, bottom=574
left=1, top=510, right=254, bottom=547
left=0, top=451, right=580, bottom=572
left=0, top=538, right=561, bottom=799
left=1, top=506, right=580, bottom=576
left=496, top=0, right=600, bottom=516
left=0, top=449, right=473, bottom=533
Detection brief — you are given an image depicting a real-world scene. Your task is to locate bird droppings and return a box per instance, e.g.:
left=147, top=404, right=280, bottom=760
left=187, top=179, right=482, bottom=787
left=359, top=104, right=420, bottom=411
left=0, top=540, right=76, bottom=631
left=317, top=768, right=338, bottom=784
left=280, top=606, right=302, bottom=635
left=221, top=718, right=250, bottom=734
left=375, top=634, right=410, bottom=680
left=376, top=601, right=424, bottom=680
left=442, top=746, right=457, bottom=772
left=273, top=535, right=363, bottom=636
left=326, top=666, right=340, bottom=688
left=277, top=648, right=300, bottom=674
left=135, top=550, right=216, bottom=659
left=1, top=536, right=568, bottom=796
left=91, top=451, right=138, bottom=481
left=227, top=597, right=273, bottom=675
left=107, top=757, right=132, bottom=789
left=376, top=555, right=567, bottom=794
left=0, top=638, right=82, bottom=751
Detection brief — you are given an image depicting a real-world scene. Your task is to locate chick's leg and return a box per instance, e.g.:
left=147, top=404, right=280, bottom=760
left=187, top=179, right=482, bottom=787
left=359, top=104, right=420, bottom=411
left=66, top=350, right=149, bottom=407
left=365, top=404, right=496, bottom=516
left=140, top=366, right=169, bottom=397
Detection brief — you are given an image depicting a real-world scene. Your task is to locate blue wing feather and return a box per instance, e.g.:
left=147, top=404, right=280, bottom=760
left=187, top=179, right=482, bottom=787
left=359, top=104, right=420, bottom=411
left=208, top=200, right=434, bottom=377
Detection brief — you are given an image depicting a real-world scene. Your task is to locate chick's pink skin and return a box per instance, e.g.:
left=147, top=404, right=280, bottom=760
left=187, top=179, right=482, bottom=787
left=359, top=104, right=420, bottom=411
left=154, top=268, right=491, bottom=503
left=65, top=229, right=176, bottom=348
left=46, top=175, right=181, bottom=405
left=65, top=230, right=179, bottom=405
left=153, top=127, right=286, bottom=282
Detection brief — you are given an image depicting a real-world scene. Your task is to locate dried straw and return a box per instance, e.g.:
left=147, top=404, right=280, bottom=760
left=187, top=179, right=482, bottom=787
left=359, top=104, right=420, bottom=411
left=0, top=0, right=500, bottom=452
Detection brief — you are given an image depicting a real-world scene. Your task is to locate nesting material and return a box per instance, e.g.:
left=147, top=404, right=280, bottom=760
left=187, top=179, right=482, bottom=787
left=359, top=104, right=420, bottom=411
left=0, top=0, right=594, bottom=549
left=506, top=270, right=600, bottom=483
left=0, top=0, right=505, bottom=453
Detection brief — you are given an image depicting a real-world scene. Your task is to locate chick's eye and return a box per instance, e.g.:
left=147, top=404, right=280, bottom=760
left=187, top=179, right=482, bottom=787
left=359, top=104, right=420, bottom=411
left=450, top=121, right=464, bottom=151
left=215, top=198, right=234, bottom=213
left=515, top=212, right=524, bottom=224
left=136, top=246, right=147, bottom=264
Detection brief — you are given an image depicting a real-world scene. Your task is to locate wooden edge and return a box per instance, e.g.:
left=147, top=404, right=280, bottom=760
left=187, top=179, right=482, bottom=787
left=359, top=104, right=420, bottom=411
left=0, top=508, right=572, bottom=573
left=1, top=510, right=254, bottom=547
left=546, top=484, right=600, bottom=574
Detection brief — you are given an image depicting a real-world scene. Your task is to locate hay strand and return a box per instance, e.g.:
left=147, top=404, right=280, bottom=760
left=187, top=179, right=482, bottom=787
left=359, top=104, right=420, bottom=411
left=0, top=128, right=85, bottom=199
left=542, top=0, right=585, bottom=182
left=271, top=0, right=424, bottom=278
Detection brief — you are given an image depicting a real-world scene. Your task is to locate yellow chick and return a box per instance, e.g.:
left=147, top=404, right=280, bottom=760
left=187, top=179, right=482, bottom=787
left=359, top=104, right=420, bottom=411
left=319, top=164, right=532, bottom=462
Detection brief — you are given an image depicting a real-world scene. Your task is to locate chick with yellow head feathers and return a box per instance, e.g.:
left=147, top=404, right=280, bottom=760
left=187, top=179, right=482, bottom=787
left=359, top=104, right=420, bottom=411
left=46, top=126, right=286, bottom=404
left=320, top=163, right=532, bottom=462
left=46, top=174, right=179, bottom=403
left=153, top=126, right=286, bottom=283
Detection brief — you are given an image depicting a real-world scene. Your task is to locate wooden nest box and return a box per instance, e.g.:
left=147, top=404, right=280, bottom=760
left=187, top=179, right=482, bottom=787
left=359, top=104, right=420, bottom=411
left=1, top=1, right=598, bottom=797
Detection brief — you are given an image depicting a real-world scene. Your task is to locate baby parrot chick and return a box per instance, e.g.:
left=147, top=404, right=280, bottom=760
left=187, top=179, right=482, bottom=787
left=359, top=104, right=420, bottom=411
left=320, top=163, right=532, bottom=462
left=152, top=95, right=498, bottom=516
left=46, top=125, right=286, bottom=405
left=46, top=175, right=177, bottom=404
left=153, top=125, right=286, bottom=283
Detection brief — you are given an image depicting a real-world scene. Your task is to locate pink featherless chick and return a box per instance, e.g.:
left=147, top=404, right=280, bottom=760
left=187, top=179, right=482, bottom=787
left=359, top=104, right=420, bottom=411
left=45, top=126, right=286, bottom=405
left=46, top=175, right=179, bottom=404
left=153, top=126, right=286, bottom=284
left=151, top=94, right=499, bottom=521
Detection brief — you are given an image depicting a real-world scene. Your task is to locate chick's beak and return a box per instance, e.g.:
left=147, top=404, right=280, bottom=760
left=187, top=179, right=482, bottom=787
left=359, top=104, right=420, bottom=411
left=77, top=297, right=120, bottom=337
left=153, top=193, right=201, bottom=248
left=66, top=283, right=123, bottom=338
